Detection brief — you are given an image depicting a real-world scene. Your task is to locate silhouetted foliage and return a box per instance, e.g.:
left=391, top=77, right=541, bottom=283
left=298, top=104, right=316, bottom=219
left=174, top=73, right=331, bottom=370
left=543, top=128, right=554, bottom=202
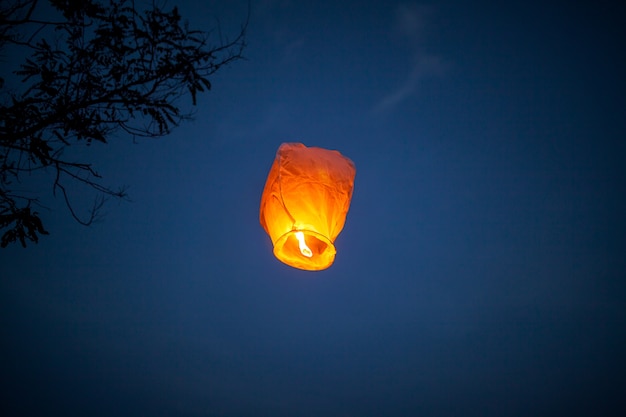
left=0, top=0, right=246, bottom=247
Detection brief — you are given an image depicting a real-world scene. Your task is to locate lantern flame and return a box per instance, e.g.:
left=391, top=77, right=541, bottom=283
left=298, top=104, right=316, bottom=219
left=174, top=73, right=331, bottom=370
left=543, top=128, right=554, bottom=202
left=295, top=231, right=313, bottom=258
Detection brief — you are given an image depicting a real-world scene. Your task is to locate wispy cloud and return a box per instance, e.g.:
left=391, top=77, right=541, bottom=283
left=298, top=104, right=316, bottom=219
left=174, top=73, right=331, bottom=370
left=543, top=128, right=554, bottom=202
left=396, top=3, right=430, bottom=39
left=373, top=3, right=446, bottom=114
left=373, top=54, right=445, bottom=113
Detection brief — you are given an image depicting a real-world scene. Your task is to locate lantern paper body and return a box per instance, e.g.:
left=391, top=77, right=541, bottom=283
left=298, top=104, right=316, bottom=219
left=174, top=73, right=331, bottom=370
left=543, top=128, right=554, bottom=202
left=260, top=143, right=356, bottom=271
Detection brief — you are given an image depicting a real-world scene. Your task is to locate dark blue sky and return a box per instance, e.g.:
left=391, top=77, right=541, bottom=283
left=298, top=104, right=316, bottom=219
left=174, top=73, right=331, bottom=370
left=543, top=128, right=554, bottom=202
left=1, top=1, right=625, bottom=416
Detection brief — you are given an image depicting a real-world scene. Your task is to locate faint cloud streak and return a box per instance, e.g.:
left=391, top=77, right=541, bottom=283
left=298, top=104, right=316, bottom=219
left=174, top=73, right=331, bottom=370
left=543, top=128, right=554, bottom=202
left=374, top=55, right=445, bottom=113
left=373, top=3, right=446, bottom=114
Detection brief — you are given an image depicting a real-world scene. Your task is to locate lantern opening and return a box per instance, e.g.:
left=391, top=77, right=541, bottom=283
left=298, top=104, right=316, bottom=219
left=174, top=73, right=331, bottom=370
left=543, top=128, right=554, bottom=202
left=273, top=230, right=335, bottom=271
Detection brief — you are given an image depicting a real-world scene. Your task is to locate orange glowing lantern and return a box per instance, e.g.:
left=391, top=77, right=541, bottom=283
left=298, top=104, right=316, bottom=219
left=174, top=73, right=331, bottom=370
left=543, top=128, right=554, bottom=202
left=259, top=143, right=356, bottom=271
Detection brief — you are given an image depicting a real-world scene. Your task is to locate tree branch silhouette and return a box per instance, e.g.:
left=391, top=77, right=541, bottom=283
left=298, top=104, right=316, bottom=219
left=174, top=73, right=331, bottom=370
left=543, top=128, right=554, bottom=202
left=0, top=0, right=247, bottom=247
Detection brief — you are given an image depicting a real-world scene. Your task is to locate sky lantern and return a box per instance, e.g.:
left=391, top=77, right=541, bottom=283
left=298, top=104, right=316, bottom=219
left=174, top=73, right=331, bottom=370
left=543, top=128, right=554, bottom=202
left=260, top=143, right=356, bottom=271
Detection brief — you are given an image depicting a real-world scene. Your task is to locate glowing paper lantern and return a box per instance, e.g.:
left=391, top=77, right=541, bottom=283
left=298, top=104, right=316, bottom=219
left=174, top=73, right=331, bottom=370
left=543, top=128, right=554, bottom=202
left=259, top=143, right=356, bottom=271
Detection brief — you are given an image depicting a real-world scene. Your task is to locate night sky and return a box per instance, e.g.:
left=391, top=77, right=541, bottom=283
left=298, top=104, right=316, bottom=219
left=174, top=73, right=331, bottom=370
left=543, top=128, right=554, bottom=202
left=2, top=1, right=625, bottom=416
